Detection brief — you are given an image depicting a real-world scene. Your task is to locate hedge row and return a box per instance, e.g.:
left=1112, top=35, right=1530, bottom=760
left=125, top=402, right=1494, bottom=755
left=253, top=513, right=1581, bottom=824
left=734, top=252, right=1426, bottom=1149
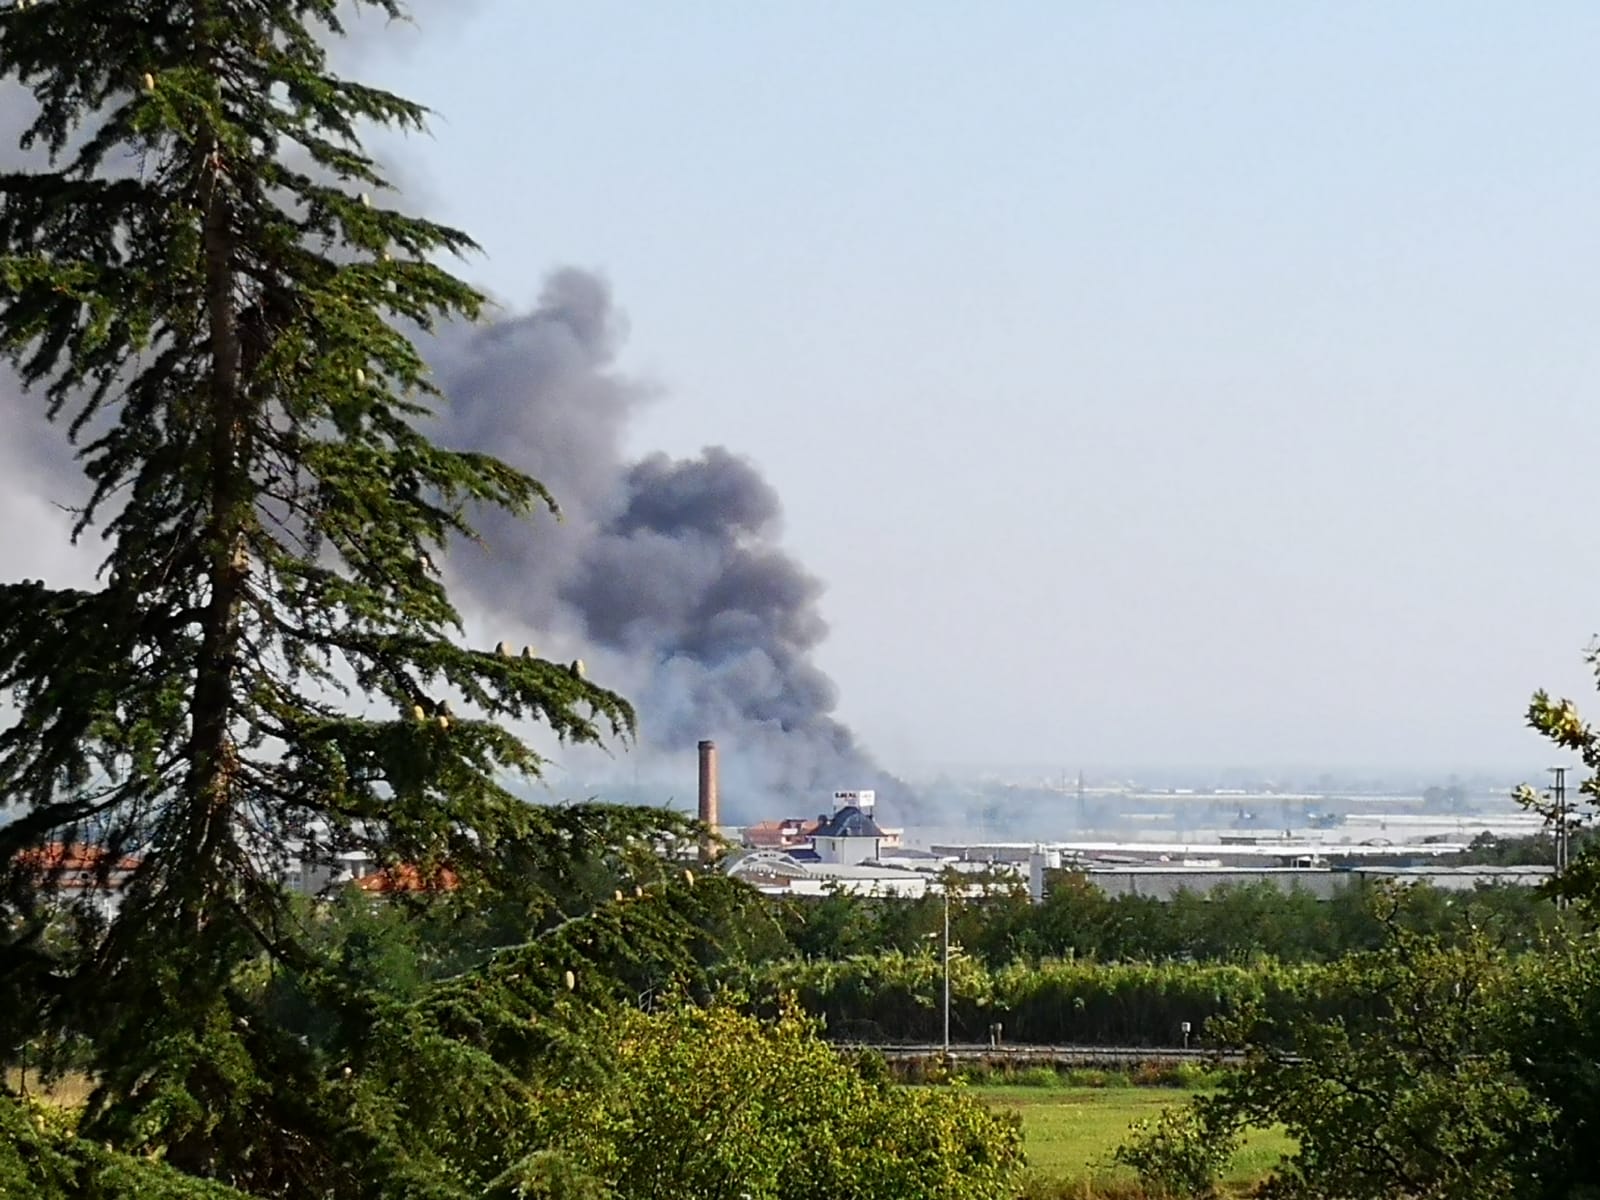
left=735, top=953, right=1373, bottom=1047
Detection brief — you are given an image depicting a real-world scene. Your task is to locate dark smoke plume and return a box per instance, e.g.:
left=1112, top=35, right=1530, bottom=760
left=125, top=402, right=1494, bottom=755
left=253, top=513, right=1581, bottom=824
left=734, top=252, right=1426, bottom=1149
left=427, top=270, right=907, bottom=820
left=0, top=109, right=904, bottom=821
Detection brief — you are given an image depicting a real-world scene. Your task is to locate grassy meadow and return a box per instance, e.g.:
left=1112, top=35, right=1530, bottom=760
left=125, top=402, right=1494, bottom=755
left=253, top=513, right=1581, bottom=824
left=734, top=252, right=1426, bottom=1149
left=967, top=1082, right=1292, bottom=1198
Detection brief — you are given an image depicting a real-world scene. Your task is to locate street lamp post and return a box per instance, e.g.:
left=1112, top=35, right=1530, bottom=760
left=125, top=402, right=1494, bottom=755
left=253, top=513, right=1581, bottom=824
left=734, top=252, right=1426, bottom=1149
left=1550, top=766, right=1575, bottom=910
left=942, top=886, right=951, bottom=1058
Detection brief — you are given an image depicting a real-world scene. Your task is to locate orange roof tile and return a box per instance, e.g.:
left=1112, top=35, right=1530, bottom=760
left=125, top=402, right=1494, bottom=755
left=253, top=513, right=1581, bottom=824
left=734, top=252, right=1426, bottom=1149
left=352, top=864, right=459, bottom=893
left=16, top=843, right=141, bottom=874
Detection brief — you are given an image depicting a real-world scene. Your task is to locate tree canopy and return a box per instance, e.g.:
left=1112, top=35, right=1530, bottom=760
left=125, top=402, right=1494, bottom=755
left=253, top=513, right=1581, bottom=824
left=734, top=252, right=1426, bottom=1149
left=1111, top=673, right=1600, bottom=1200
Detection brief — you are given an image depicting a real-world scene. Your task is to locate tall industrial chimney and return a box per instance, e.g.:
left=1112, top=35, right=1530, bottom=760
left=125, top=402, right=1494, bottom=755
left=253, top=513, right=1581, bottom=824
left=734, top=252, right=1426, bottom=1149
left=697, top=739, right=719, bottom=861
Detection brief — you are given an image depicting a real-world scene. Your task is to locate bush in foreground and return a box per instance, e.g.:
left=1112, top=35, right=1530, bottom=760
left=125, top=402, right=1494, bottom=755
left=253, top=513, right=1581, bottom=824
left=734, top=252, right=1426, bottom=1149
left=525, top=1000, right=1025, bottom=1200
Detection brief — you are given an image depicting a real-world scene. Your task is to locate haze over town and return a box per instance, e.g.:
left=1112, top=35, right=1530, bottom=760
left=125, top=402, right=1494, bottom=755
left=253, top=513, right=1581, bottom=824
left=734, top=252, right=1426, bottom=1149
left=339, top=2, right=1600, bottom=780
left=7, top=2, right=1600, bottom=793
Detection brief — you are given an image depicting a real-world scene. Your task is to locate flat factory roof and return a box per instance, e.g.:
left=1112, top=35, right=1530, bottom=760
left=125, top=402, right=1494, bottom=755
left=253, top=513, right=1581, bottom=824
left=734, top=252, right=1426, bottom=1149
left=935, top=841, right=1472, bottom=860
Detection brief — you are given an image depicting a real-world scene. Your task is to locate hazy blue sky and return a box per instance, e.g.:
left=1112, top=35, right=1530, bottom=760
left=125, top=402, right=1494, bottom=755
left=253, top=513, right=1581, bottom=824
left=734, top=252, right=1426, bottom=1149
left=334, top=5, right=1600, bottom=770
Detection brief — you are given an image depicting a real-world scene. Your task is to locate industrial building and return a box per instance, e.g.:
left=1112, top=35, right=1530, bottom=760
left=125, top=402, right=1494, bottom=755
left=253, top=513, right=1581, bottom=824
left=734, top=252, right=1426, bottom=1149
left=697, top=741, right=1561, bottom=903
left=1079, top=863, right=1553, bottom=901
left=723, top=804, right=1554, bottom=905
left=724, top=789, right=948, bottom=897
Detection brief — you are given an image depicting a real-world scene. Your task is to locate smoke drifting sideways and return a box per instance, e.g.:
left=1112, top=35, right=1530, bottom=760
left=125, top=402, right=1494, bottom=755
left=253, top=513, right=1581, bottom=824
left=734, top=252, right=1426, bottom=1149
left=0, top=110, right=907, bottom=820
left=0, top=57, right=910, bottom=821
left=0, top=86, right=97, bottom=587
left=424, top=269, right=912, bottom=822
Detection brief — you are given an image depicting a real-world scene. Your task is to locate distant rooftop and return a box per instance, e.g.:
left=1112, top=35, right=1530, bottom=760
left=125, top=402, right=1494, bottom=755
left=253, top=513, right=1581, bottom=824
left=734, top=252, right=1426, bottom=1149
left=813, top=806, right=886, bottom=840
left=934, top=840, right=1479, bottom=861
left=1349, top=864, right=1554, bottom=878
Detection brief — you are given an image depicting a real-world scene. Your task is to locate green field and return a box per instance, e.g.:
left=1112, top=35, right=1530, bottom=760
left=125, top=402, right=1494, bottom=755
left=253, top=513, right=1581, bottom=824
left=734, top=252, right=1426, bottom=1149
left=970, top=1085, right=1292, bottom=1194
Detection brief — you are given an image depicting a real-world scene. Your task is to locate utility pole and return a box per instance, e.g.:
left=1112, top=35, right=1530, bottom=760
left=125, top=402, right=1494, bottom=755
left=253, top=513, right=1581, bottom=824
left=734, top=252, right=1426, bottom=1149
left=942, top=885, right=951, bottom=1057
left=1550, top=766, right=1570, bottom=907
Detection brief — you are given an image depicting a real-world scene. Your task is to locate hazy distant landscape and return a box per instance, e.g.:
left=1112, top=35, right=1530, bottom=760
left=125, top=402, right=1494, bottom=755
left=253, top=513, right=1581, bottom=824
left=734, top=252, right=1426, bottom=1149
left=6, top=4, right=1600, bottom=1200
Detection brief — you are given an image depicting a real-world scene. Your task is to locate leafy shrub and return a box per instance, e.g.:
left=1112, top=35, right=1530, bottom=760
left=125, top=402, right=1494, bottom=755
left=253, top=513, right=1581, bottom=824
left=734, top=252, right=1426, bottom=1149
left=1113, top=1103, right=1237, bottom=1198
left=956, top=1062, right=999, bottom=1085
left=529, top=1000, right=1023, bottom=1200
left=1013, top=1171, right=1152, bottom=1200
left=0, top=1091, right=253, bottom=1199
left=1014, top=1065, right=1062, bottom=1088
left=1128, top=1061, right=1220, bottom=1090
left=1205, top=938, right=1562, bottom=1200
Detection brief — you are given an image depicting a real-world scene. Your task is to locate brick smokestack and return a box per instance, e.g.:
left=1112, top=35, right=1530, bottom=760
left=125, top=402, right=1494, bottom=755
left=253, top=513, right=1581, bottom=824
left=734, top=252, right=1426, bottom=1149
left=697, top=739, right=719, bottom=861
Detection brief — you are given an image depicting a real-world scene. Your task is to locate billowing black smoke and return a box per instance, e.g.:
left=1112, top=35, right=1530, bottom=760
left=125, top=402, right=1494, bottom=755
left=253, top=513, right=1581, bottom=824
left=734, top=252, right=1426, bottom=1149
left=426, top=269, right=907, bottom=820
left=0, top=245, right=906, bottom=818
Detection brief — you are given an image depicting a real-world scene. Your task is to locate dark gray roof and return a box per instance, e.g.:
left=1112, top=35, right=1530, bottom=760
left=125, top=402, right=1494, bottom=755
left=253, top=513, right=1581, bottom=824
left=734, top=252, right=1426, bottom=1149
left=812, top=806, right=885, bottom=840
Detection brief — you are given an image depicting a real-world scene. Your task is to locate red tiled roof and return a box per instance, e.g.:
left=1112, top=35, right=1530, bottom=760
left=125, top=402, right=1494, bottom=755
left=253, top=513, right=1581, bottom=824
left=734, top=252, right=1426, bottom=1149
left=16, top=843, right=141, bottom=874
left=741, top=819, right=822, bottom=849
left=352, top=864, right=459, bottom=893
